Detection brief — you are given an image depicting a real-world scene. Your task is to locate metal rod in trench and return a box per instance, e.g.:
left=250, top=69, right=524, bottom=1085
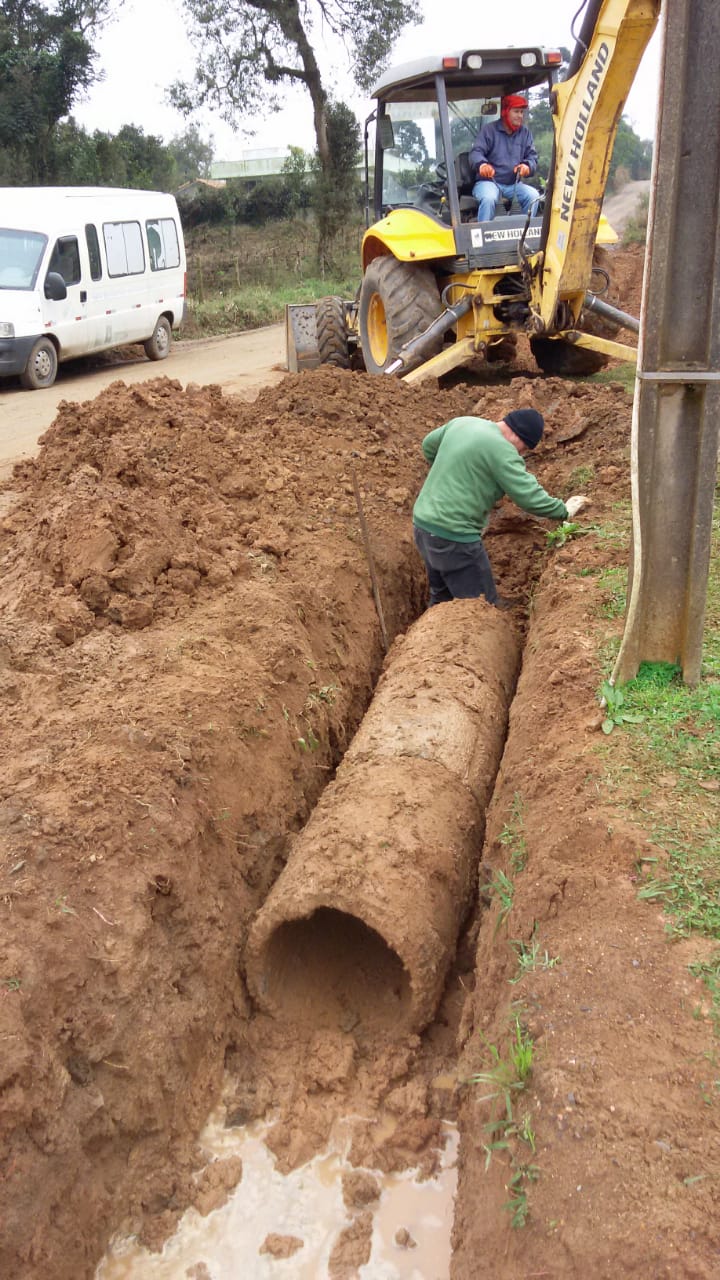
left=350, top=462, right=389, bottom=653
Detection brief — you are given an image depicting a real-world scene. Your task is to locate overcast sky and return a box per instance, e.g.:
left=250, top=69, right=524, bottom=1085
left=74, top=0, right=663, bottom=160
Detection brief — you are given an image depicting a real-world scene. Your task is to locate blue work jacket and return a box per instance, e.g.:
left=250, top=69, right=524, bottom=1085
left=468, top=120, right=539, bottom=185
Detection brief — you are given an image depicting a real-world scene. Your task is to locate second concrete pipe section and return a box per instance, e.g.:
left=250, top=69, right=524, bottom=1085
left=245, top=599, right=520, bottom=1034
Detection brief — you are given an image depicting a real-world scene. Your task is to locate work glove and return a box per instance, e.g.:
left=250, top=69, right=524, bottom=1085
left=565, top=494, right=591, bottom=519
left=514, top=163, right=531, bottom=178
left=478, top=163, right=495, bottom=179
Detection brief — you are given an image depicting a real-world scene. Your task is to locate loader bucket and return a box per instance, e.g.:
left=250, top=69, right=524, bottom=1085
left=285, top=303, right=321, bottom=372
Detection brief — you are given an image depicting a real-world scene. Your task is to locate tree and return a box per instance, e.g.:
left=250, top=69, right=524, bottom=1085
left=0, top=0, right=109, bottom=182
left=310, top=100, right=362, bottom=247
left=111, top=124, right=178, bottom=191
left=394, top=120, right=429, bottom=167
left=281, top=144, right=313, bottom=214
left=168, top=124, right=214, bottom=185
left=608, top=116, right=653, bottom=185
left=169, top=0, right=418, bottom=257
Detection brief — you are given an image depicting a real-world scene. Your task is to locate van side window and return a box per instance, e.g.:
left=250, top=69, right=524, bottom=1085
left=103, top=221, right=145, bottom=277
left=146, top=218, right=180, bottom=271
left=48, top=237, right=81, bottom=285
left=85, top=224, right=102, bottom=281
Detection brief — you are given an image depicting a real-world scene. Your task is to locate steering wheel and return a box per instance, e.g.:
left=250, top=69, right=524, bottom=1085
left=435, top=160, right=447, bottom=182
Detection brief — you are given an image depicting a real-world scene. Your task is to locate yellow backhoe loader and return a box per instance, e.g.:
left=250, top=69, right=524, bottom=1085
left=287, top=0, right=660, bottom=383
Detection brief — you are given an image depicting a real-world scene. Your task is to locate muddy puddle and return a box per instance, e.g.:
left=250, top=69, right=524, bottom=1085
left=98, top=1106, right=458, bottom=1279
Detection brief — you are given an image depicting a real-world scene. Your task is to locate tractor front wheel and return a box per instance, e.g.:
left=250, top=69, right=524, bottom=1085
left=359, top=257, right=442, bottom=375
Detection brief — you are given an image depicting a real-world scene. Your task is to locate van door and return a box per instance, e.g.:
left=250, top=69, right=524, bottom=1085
left=82, top=222, right=112, bottom=351
left=43, top=236, right=88, bottom=357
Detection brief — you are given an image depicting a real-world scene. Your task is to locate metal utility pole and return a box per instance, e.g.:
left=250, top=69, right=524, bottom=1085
left=613, top=0, right=720, bottom=687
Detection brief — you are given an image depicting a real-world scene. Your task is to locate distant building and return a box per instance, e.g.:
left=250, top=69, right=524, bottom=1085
left=175, top=177, right=227, bottom=198
left=211, top=150, right=292, bottom=182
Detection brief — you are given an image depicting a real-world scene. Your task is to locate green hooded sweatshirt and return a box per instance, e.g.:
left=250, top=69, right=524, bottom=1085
left=413, top=416, right=568, bottom=541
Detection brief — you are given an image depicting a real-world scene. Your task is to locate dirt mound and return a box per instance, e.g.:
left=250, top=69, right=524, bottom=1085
left=1, top=252, right=716, bottom=1279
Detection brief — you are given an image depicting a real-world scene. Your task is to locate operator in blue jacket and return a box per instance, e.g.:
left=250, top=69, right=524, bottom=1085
left=469, top=93, right=540, bottom=222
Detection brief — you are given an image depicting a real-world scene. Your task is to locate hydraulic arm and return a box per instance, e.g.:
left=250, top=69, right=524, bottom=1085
left=533, top=0, right=661, bottom=333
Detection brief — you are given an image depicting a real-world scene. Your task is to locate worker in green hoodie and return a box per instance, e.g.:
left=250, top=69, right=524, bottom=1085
left=413, top=407, right=589, bottom=607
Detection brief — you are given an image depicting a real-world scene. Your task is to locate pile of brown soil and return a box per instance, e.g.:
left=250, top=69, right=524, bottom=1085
left=0, top=247, right=717, bottom=1279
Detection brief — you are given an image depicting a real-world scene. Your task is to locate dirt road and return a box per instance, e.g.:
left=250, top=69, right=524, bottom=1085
left=0, top=323, right=287, bottom=482
left=603, top=178, right=650, bottom=234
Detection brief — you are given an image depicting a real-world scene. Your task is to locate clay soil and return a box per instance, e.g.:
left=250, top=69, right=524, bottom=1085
left=1, top=243, right=718, bottom=1279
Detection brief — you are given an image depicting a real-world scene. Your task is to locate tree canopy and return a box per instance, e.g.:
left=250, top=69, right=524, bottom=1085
left=169, top=0, right=417, bottom=258
left=0, top=0, right=109, bottom=181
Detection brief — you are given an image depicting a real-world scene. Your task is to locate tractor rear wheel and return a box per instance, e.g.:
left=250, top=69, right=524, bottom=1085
left=530, top=336, right=609, bottom=376
left=315, top=296, right=351, bottom=369
left=359, top=257, right=442, bottom=375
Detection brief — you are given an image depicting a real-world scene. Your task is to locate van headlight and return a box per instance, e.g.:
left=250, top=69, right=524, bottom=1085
left=0, top=322, right=15, bottom=339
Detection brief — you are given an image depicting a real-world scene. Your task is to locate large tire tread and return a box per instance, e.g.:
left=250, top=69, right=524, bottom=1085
left=359, top=257, right=442, bottom=374
left=315, top=296, right=351, bottom=369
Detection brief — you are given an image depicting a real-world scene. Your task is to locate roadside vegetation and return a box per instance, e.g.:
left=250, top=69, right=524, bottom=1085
left=181, top=217, right=363, bottom=339
left=585, top=484, right=720, bottom=1030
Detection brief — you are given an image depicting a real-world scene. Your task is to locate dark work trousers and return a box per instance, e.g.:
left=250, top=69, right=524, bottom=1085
left=413, top=525, right=498, bottom=606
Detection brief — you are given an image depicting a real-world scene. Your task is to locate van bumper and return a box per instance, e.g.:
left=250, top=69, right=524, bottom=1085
left=0, top=335, right=39, bottom=378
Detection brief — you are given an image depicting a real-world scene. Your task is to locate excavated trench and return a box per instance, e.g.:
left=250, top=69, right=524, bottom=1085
left=97, top=595, right=528, bottom=1278
left=0, top=356, right=653, bottom=1280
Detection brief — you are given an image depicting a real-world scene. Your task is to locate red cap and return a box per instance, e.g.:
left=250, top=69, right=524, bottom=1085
left=502, top=94, right=529, bottom=110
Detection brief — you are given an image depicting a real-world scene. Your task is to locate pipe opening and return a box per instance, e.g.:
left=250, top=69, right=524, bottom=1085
left=256, top=907, right=412, bottom=1031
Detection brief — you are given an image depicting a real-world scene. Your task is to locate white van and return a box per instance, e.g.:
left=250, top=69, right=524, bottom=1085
left=0, top=187, right=187, bottom=390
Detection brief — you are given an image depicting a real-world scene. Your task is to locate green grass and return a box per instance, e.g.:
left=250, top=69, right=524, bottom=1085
left=568, top=464, right=596, bottom=489
left=498, top=793, right=527, bottom=874
left=184, top=275, right=359, bottom=338
left=597, top=565, right=627, bottom=618
left=586, top=361, right=637, bottom=393
left=509, top=937, right=561, bottom=984
left=181, top=216, right=364, bottom=337
left=468, top=1015, right=539, bottom=1227
left=596, top=497, right=720, bottom=1021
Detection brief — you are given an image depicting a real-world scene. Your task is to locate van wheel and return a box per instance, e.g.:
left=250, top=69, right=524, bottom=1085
left=20, top=338, right=58, bottom=390
left=144, top=316, right=172, bottom=361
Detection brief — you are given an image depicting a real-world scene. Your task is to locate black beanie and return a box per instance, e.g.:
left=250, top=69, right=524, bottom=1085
left=504, top=408, right=545, bottom=449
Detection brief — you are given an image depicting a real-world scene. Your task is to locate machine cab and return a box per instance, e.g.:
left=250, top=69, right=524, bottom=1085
left=365, top=48, right=563, bottom=270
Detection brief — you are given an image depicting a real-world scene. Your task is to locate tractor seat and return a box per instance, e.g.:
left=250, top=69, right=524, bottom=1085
left=454, top=151, right=476, bottom=197
left=454, top=151, right=479, bottom=215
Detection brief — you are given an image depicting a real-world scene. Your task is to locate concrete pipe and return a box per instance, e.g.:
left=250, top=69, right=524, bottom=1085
left=245, top=599, right=520, bottom=1034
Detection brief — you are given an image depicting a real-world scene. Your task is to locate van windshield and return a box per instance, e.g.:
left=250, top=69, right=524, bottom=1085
left=0, top=229, right=48, bottom=290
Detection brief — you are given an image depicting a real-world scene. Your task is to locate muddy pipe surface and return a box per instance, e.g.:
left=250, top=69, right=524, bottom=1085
left=245, top=600, right=520, bottom=1034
